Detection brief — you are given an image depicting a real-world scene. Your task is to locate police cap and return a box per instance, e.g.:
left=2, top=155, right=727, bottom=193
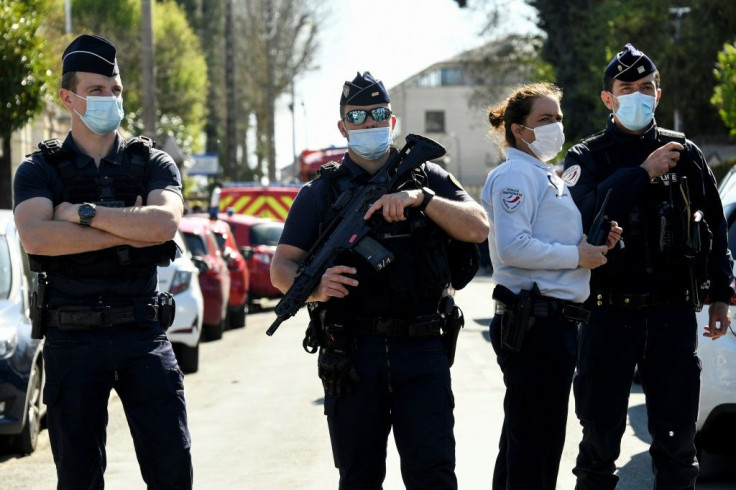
left=340, top=71, right=390, bottom=106
left=62, top=34, right=119, bottom=77
left=604, top=43, right=656, bottom=82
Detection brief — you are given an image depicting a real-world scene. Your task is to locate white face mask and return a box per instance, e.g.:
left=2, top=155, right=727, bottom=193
left=346, top=126, right=392, bottom=160
left=521, top=122, right=565, bottom=162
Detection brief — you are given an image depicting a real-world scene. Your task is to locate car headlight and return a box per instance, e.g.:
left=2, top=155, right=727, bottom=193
left=170, top=271, right=193, bottom=295
left=0, top=326, right=18, bottom=358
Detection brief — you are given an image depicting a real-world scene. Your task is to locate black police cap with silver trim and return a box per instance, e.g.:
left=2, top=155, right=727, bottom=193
left=604, top=43, right=656, bottom=82
left=62, top=34, right=119, bottom=77
left=340, top=71, right=390, bottom=106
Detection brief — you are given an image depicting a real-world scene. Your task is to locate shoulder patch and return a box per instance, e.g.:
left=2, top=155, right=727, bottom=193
left=561, top=165, right=582, bottom=186
left=448, top=172, right=464, bottom=191
left=500, top=187, right=523, bottom=212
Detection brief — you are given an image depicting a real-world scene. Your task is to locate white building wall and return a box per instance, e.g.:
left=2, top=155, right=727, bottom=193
left=390, top=82, right=503, bottom=200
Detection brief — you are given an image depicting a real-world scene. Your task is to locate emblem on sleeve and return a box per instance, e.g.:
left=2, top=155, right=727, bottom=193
left=561, top=165, right=581, bottom=186
left=501, top=187, right=523, bottom=212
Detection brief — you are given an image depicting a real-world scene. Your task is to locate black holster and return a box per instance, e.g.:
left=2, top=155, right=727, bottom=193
left=30, top=273, right=48, bottom=340
left=158, top=292, right=176, bottom=331
left=439, top=295, right=464, bottom=367
left=492, top=284, right=536, bottom=353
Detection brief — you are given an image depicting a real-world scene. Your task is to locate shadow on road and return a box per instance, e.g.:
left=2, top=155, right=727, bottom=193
left=622, top=391, right=736, bottom=486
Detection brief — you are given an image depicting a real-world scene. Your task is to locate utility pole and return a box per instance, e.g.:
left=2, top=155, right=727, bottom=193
left=225, top=0, right=237, bottom=180
left=141, top=0, right=157, bottom=139
left=669, top=6, right=691, bottom=132
left=265, top=0, right=276, bottom=182
left=64, top=0, right=72, bottom=33
left=289, top=77, right=298, bottom=180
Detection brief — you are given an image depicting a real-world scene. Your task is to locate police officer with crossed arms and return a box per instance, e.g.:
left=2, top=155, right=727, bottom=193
left=13, top=34, right=192, bottom=489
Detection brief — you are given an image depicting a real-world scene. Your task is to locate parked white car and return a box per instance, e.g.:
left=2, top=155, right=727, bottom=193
left=694, top=179, right=736, bottom=455
left=158, top=230, right=204, bottom=374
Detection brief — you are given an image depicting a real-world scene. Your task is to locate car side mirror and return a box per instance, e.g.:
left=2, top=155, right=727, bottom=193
left=240, top=246, right=254, bottom=260
left=191, top=256, right=208, bottom=273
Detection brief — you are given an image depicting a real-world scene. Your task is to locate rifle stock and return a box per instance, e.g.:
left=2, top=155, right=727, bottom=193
left=266, top=134, right=446, bottom=336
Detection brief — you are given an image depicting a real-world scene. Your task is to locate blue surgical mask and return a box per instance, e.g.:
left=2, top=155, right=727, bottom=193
left=72, top=92, right=125, bottom=135
left=347, top=126, right=392, bottom=160
left=611, top=91, right=656, bottom=131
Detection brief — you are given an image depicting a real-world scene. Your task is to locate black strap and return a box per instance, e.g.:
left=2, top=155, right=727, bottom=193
left=350, top=316, right=442, bottom=337
left=45, top=304, right=158, bottom=329
left=495, top=297, right=590, bottom=324
left=590, top=290, right=691, bottom=309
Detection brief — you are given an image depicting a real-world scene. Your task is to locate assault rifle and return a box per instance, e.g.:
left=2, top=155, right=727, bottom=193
left=588, top=188, right=612, bottom=246
left=266, top=134, right=446, bottom=336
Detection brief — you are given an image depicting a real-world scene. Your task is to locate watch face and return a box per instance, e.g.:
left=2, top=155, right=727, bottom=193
left=79, top=203, right=96, bottom=225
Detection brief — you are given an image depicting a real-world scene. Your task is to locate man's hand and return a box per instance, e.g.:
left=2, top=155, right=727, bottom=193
left=53, top=196, right=145, bottom=225
left=641, top=141, right=684, bottom=179
left=578, top=235, right=608, bottom=269
left=363, top=190, right=420, bottom=222
left=308, top=265, right=359, bottom=303
left=704, top=301, right=732, bottom=340
left=606, top=221, right=623, bottom=252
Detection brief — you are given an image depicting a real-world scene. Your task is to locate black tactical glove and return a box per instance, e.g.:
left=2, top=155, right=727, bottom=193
left=318, top=347, right=360, bottom=396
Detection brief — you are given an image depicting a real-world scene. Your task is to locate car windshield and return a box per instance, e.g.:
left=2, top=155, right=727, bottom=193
left=251, top=223, right=283, bottom=246
left=213, top=231, right=227, bottom=252
left=0, top=237, right=10, bottom=299
left=183, top=233, right=208, bottom=257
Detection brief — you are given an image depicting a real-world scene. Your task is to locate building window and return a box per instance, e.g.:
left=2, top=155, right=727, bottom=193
left=425, top=111, right=445, bottom=133
left=414, top=67, right=467, bottom=87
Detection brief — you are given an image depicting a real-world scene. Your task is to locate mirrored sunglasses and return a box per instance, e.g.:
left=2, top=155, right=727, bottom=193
left=344, top=107, right=392, bottom=125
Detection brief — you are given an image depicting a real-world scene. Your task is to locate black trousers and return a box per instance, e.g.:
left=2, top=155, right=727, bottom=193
left=324, top=334, right=456, bottom=490
left=573, top=304, right=700, bottom=490
left=43, top=323, right=193, bottom=490
left=489, top=313, right=578, bottom=490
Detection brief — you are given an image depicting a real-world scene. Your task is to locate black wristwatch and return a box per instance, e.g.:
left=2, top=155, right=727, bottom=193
left=78, top=202, right=97, bottom=227
left=417, top=187, right=435, bottom=213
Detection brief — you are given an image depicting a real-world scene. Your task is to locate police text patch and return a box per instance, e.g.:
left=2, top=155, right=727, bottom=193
left=501, top=187, right=523, bottom=212
left=561, top=165, right=581, bottom=187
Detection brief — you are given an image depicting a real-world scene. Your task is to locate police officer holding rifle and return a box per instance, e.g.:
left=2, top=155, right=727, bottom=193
left=271, top=71, right=488, bottom=489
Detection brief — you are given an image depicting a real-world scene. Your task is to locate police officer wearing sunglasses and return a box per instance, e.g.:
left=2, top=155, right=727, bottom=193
left=272, top=72, right=489, bottom=489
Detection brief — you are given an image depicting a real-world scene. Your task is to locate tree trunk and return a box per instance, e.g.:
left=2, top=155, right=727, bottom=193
left=0, top=134, right=13, bottom=210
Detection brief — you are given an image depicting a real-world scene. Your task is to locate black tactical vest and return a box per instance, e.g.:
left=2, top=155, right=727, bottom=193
left=315, top=161, right=452, bottom=321
left=583, top=127, right=710, bottom=295
left=29, top=137, right=177, bottom=277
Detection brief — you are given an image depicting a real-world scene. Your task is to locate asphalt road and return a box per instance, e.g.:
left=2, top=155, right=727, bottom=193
left=1, top=272, right=735, bottom=489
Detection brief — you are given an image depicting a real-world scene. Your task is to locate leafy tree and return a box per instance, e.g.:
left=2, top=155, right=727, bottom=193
left=711, top=41, right=736, bottom=138
left=46, top=0, right=208, bottom=156
left=174, top=0, right=226, bottom=157
left=0, top=0, right=54, bottom=209
left=233, top=0, right=322, bottom=181
left=460, top=0, right=736, bottom=143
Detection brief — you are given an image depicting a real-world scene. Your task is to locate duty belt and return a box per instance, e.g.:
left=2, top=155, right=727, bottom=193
left=351, top=316, right=442, bottom=337
left=45, top=304, right=159, bottom=330
left=591, top=290, right=691, bottom=309
left=495, top=297, right=590, bottom=324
